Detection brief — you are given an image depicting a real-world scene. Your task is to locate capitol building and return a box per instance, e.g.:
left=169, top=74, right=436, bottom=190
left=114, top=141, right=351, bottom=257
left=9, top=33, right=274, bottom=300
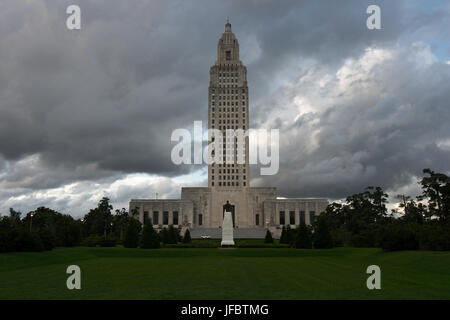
left=129, top=22, right=328, bottom=238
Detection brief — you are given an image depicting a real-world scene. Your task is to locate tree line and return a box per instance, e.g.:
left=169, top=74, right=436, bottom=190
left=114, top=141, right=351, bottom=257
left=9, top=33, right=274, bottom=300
left=1, top=168, right=449, bottom=252
left=0, top=197, right=192, bottom=253
left=263, top=168, right=450, bottom=251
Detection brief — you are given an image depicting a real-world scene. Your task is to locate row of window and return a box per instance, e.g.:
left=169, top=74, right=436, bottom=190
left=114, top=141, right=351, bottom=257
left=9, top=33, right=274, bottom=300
left=213, top=181, right=246, bottom=187
left=212, top=118, right=245, bottom=125
left=212, top=95, right=245, bottom=100
left=211, top=88, right=246, bottom=94
left=218, top=73, right=238, bottom=77
left=212, top=151, right=246, bottom=158
left=210, top=142, right=246, bottom=149
left=279, top=211, right=316, bottom=225
left=217, top=78, right=238, bottom=84
left=212, top=137, right=246, bottom=142
left=216, top=84, right=239, bottom=88
left=211, top=107, right=246, bottom=113
left=212, top=168, right=245, bottom=174
left=209, top=154, right=246, bottom=162
left=221, top=149, right=245, bottom=156
left=212, top=113, right=245, bottom=119
left=212, top=175, right=246, bottom=181
left=143, top=211, right=179, bottom=226
left=212, top=125, right=246, bottom=130
left=211, top=163, right=245, bottom=168
left=212, top=101, right=245, bottom=106
left=210, top=163, right=246, bottom=168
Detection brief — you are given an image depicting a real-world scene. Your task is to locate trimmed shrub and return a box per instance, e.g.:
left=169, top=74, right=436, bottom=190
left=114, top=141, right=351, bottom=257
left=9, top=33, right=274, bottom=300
left=313, top=216, right=333, bottom=249
left=286, top=225, right=295, bottom=246
left=264, top=230, right=273, bottom=244
left=123, top=219, right=141, bottom=248
left=167, top=225, right=179, bottom=244
left=182, top=229, right=192, bottom=243
left=81, top=234, right=103, bottom=247
left=141, top=221, right=160, bottom=249
left=99, top=237, right=117, bottom=247
left=159, top=228, right=169, bottom=244
left=279, top=226, right=288, bottom=244
left=294, top=220, right=312, bottom=249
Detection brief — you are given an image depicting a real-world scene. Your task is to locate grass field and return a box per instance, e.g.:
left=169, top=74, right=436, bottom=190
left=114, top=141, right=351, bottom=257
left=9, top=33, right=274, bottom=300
left=1, top=246, right=449, bottom=299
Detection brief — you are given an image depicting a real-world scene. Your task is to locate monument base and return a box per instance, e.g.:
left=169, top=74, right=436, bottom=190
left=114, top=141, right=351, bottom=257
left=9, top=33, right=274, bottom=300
left=221, top=211, right=235, bottom=247
left=220, top=240, right=235, bottom=247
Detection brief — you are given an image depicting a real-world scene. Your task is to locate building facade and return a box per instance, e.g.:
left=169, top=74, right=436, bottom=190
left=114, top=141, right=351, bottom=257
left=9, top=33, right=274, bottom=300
left=129, top=22, right=328, bottom=238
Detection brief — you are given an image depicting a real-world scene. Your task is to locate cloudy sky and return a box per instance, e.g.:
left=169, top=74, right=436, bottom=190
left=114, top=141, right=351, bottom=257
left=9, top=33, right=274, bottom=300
left=0, top=0, right=449, bottom=218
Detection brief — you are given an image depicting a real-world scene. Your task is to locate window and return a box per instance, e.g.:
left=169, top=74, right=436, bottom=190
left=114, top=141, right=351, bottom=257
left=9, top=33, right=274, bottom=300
left=173, top=211, right=179, bottom=225
left=309, top=211, right=315, bottom=224
left=226, top=51, right=231, bottom=60
left=153, top=211, right=159, bottom=225
left=163, top=211, right=169, bottom=225
left=198, top=214, right=203, bottom=226
left=144, top=211, right=149, bottom=224
left=289, top=211, right=295, bottom=225
left=256, top=214, right=260, bottom=226
left=300, top=211, right=305, bottom=223
left=279, top=211, right=285, bottom=225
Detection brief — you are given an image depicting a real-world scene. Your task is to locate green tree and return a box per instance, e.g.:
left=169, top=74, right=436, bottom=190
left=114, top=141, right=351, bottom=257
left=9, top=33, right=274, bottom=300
left=397, top=195, right=426, bottom=224
left=141, top=220, right=160, bottom=249
left=286, top=225, right=295, bottom=246
left=182, top=229, right=192, bottom=243
left=9, top=208, right=22, bottom=224
left=264, top=229, right=273, bottom=244
left=123, top=218, right=142, bottom=248
left=279, top=226, right=288, bottom=244
left=112, top=208, right=129, bottom=241
left=15, top=230, right=44, bottom=252
left=294, top=220, right=312, bottom=249
left=313, top=216, right=333, bottom=249
left=38, top=225, right=56, bottom=250
left=159, top=228, right=169, bottom=244
left=420, top=168, right=450, bottom=223
left=82, top=197, right=113, bottom=239
left=167, top=225, right=179, bottom=244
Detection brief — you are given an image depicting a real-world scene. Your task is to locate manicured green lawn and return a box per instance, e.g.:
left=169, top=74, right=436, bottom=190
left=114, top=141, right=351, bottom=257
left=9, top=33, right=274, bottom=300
left=0, top=246, right=449, bottom=299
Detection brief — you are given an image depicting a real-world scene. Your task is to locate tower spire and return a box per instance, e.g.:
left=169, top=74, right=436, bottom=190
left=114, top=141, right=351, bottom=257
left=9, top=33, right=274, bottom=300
left=225, top=17, right=231, bottom=32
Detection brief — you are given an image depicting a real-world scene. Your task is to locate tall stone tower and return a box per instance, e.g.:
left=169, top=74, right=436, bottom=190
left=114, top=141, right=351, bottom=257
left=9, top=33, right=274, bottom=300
left=130, top=22, right=329, bottom=233
left=208, top=20, right=250, bottom=189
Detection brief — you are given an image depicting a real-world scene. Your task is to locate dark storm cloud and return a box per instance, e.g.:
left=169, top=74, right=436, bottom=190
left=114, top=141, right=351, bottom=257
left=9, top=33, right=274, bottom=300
left=252, top=44, right=450, bottom=199
left=0, top=0, right=449, bottom=215
left=0, top=0, right=405, bottom=180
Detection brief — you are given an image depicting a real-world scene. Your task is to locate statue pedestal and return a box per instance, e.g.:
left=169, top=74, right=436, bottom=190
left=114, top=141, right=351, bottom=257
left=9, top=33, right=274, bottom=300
left=221, top=211, right=235, bottom=246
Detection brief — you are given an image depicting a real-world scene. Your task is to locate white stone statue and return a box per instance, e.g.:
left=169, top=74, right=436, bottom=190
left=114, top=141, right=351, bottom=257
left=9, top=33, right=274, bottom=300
left=221, top=211, right=235, bottom=246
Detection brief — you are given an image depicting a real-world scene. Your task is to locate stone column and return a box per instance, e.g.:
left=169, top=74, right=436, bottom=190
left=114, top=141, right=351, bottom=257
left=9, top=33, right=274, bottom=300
left=139, top=204, right=144, bottom=224
left=295, top=201, right=300, bottom=226
left=275, top=202, right=279, bottom=225
left=315, top=201, right=319, bottom=218
left=158, top=206, right=163, bottom=227
left=305, top=202, right=310, bottom=225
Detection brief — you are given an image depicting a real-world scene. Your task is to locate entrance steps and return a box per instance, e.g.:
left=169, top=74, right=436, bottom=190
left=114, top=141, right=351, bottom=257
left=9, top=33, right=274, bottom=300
left=189, top=227, right=267, bottom=239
